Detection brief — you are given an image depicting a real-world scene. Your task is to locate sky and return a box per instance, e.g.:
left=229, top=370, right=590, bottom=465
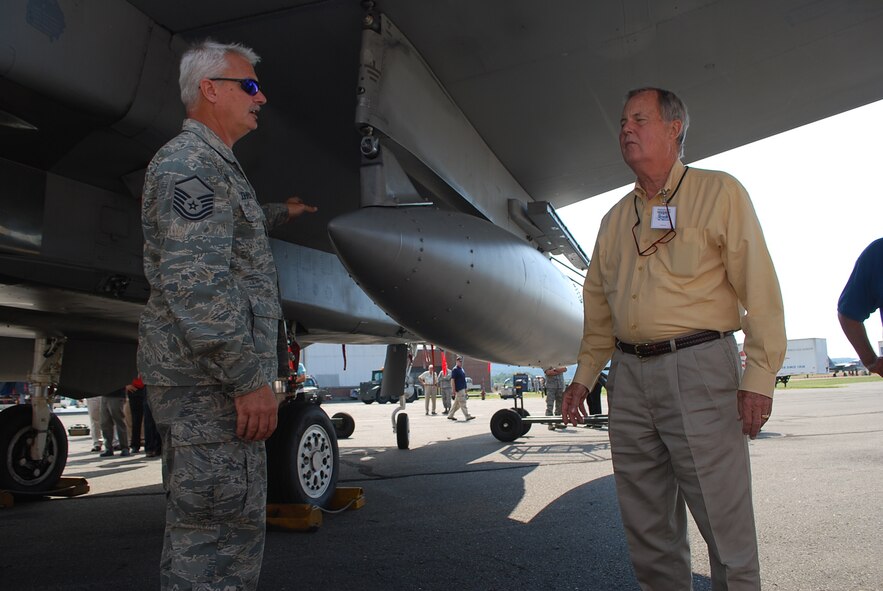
left=556, top=98, right=883, bottom=360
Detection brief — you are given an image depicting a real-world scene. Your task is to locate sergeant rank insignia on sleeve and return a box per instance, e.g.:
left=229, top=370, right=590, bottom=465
left=172, top=176, right=214, bottom=221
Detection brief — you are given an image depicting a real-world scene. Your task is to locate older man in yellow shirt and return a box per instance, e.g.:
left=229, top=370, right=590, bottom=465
left=563, top=87, right=785, bottom=590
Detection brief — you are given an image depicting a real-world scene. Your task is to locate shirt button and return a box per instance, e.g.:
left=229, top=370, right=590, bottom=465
left=631, top=294, right=637, bottom=300
left=638, top=265, right=644, bottom=271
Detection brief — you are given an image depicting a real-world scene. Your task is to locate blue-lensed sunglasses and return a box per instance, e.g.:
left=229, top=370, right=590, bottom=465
left=208, top=77, right=261, bottom=96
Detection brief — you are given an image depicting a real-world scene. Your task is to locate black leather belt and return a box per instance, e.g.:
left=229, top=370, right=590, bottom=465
left=615, top=330, right=734, bottom=359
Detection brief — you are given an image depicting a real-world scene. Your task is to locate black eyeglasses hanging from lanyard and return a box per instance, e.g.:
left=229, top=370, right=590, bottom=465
left=631, top=167, right=689, bottom=256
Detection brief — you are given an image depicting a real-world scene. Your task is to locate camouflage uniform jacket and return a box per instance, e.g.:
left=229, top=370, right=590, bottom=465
left=545, top=371, right=565, bottom=391
left=138, top=119, right=289, bottom=395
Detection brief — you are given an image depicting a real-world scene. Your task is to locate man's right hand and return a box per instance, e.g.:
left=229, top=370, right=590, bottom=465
left=562, top=383, right=590, bottom=426
left=284, top=196, right=318, bottom=220
left=234, top=384, right=279, bottom=441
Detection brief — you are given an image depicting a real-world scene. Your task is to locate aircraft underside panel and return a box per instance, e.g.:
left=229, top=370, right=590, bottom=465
left=355, top=13, right=533, bottom=235
left=270, top=239, right=414, bottom=344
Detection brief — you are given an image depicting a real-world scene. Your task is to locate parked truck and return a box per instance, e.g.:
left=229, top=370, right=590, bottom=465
left=739, top=337, right=828, bottom=386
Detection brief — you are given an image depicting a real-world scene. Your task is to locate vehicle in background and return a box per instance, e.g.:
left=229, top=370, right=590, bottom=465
left=359, top=369, right=421, bottom=404
left=296, top=375, right=331, bottom=401
left=499, top=373, right=530, bottom=399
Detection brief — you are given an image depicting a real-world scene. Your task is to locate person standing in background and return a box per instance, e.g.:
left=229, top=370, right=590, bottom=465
left=447, top=356, right=474, bottom=421
left=419, top=364, right=438, bottom=415
left=837, top=237, right=883, bottom=377
left=437, top=365, right=453, bottom=414
left=543, top=366, right=567, bottom=430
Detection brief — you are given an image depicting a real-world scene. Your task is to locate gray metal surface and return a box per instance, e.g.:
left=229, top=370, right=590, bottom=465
left=329, top=207, right=582, bottom=365
left=356, top=14, right=536, bottom=231
left=2, top=381, right=879, bottom=590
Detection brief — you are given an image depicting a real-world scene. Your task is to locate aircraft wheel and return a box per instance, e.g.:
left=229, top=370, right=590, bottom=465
left=514, top=408, right=532, bottom=435
left=490, top=409, right=523, bottom=442
left=0, top=404, right=68, bottom=493
left=266, top=402, right=339, bottom=507
left=332, top=412, right=355, bottom=439
left=396, top=413, right=409, bottom=450
left=362, top=400, right=374, bottom=405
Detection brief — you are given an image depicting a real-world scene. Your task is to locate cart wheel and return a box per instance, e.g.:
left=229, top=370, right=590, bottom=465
left=396, top=413, right=409, bottom=450
left=490, top=408, right=523, bottom=442
left=332, top=412, right=355, bottom=439
left=513, top=407, right=532, bottom=435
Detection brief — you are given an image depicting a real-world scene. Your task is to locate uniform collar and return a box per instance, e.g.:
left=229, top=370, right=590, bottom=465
left=181, top=119, right=246, bottom=174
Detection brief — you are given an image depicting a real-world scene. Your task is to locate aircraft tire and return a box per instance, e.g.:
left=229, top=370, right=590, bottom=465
left=332, top=412, right=355, bottom=439
left=490, top=409, right=523, bottom=442
left=0, top=404, right=68, bottom=493
left=395, top=413, right=409, bottom=450
left=266, top=402, right=339, bottom=507
left=514, top=408, right=532, bottom=435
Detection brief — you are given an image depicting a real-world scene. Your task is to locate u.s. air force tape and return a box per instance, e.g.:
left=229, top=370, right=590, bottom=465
left=172, top=176, right=214, bottom=221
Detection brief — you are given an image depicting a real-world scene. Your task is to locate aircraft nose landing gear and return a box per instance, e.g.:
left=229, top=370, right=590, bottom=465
left=0, top=404, right=68, bottom=492
left=0, top=337, right=69, bottom=495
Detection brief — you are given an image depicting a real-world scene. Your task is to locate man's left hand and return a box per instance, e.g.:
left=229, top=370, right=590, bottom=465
left=285, top=196, right=318, bottom=220
left=737, top=389, right=772, bottom=439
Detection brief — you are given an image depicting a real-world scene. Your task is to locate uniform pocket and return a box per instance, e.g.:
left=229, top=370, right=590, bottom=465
left=238, top=194, right=264, bottom=223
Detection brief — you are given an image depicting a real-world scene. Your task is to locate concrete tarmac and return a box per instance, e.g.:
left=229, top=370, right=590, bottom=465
left=1, top=381, right=880, bottom=590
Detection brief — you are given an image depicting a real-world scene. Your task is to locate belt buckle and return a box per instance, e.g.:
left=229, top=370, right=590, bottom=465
left=634, top=343, right=651, bottom=359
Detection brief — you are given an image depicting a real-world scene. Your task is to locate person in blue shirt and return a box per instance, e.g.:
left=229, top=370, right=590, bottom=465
left=446, top=356, right=475, bottom=421
left=296, top=362, right=307, bottom=385
left=837, top=237, right=883, bottom=377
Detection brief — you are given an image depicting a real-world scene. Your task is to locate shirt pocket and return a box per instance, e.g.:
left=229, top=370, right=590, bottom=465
left=664, top=227, right=701, bottom=277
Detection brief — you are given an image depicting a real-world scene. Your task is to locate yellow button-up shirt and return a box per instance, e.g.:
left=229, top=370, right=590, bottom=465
left=573, top=160, right=786, bottom=397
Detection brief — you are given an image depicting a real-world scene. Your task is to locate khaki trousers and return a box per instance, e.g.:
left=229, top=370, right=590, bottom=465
left=424, top=385, right=438, bottom=413
left=448, top=389, right=470, bottom=419
left=607, top=335, right=760, bottom=591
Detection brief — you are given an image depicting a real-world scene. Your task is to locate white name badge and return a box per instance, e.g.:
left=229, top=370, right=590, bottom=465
left=651, top=205, right=676, bottom=229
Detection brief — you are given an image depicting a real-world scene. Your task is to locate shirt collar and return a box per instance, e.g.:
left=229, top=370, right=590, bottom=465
left=632, top=160, right=685, bottom=201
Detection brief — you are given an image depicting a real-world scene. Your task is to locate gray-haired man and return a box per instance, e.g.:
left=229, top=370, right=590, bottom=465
left=138, top=39, right=316, bottom=590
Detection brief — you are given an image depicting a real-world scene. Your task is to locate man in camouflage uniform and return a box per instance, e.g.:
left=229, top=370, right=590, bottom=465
left=544, top=366, right=567, bottom=430
left=138, top=39, right=316, bottom=591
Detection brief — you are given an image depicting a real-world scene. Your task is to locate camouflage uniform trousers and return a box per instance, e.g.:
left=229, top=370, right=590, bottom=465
left=545, top=384, right=564, bottom=417
left=439, top=386, right=452, bottom=413
left=148, top=384, right=267, bottom=591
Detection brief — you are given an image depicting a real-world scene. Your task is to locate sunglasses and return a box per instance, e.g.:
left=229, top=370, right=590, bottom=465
left=208, top=77, right=261, bottom=96
left=631, top=198, right=676, bottom=256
